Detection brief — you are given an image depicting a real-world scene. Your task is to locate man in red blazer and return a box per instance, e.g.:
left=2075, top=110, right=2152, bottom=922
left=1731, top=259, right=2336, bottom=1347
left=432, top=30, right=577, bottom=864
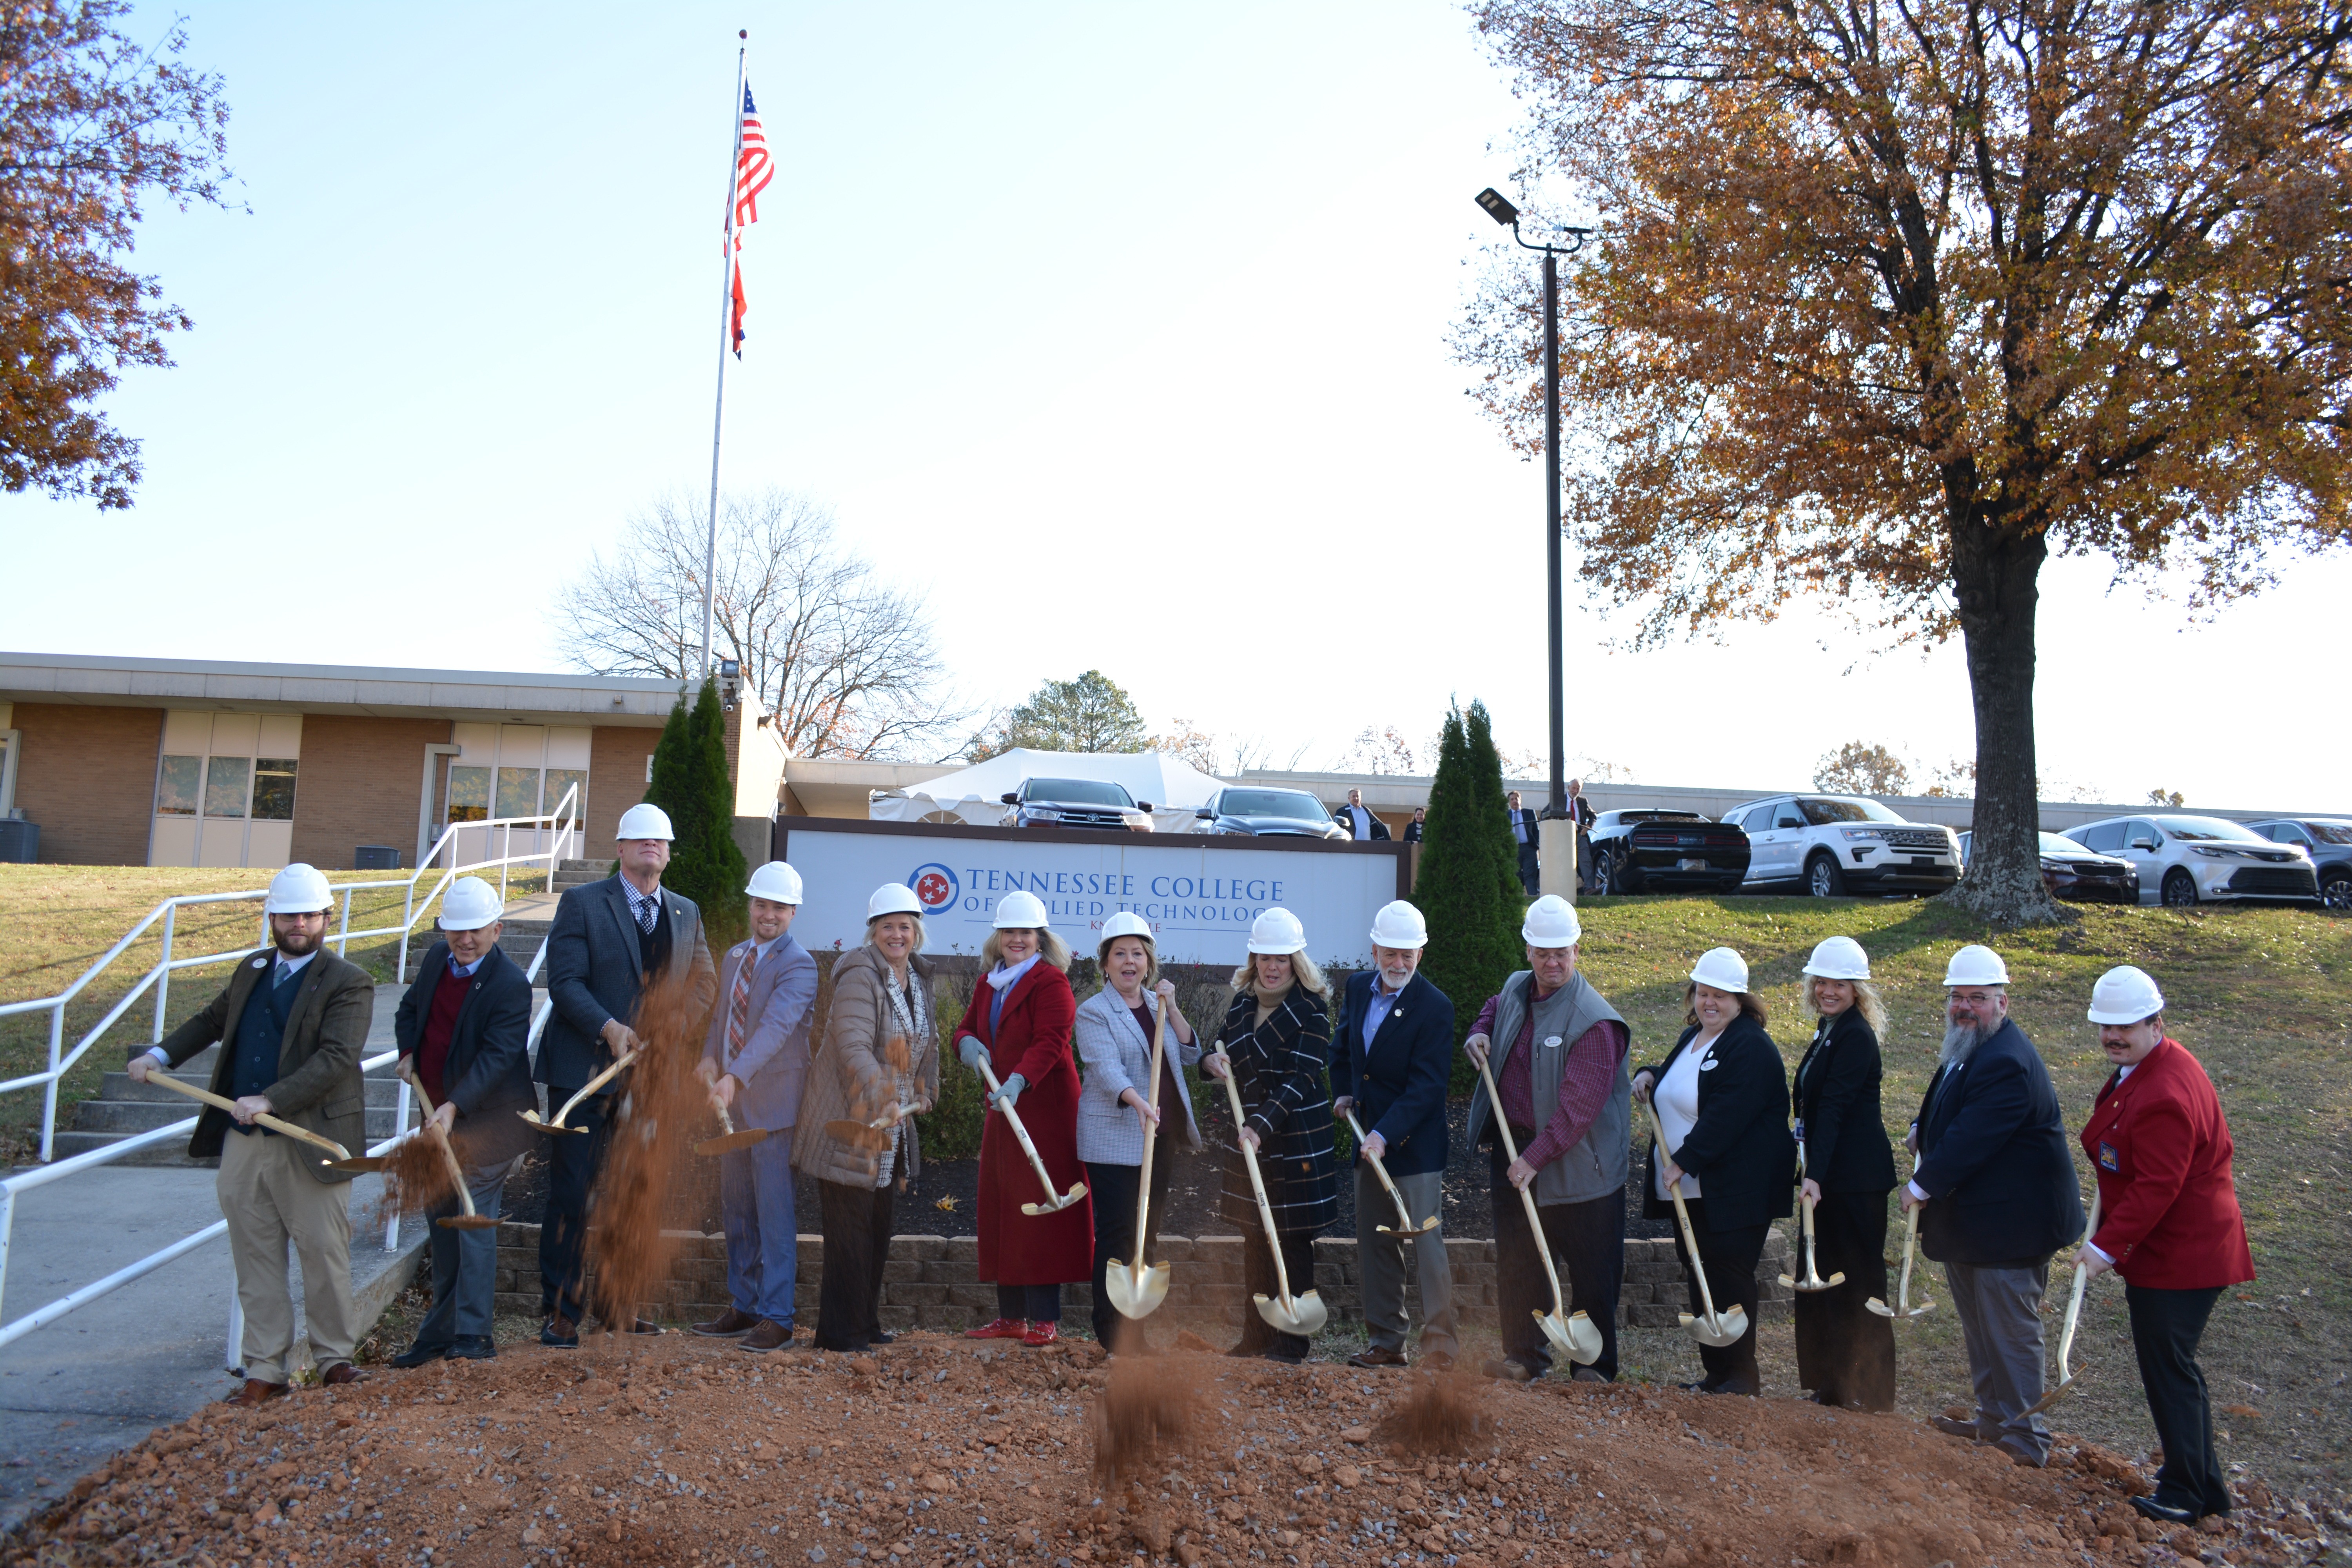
left=2076, top=965, right=2254, bottom=1526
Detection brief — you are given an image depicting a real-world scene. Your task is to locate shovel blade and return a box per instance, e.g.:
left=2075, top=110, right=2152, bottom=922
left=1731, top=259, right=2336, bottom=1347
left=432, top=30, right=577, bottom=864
left=325, top=1156, right=384, bottom=1174
left=2025, top=1361, right=2090, bottom=1417
left=1865, top=1296, right=1895, bottom=1318
left=824, top=1118, right=891, bottom=1151
left=1563, top=1309, right=1604, bottom=1366
left=1103, top=1259, right=1171, bottom=1321
left=1791, top=1269, right=1847, bottom=1293
left=1252, top=1289, right=1327, bottom=1338
left=521, top=1112, right=586, bottom=1136
left=1682, top=1305, right=1748, bottom=1348
left=1020, top=1183, right=1088, bottom=1217
left=696, top=1128, right=771, bottom=1156
left=437, top=1214, right=501, bottom=1230
left=1904, top=1295, right=1935, bottom=1318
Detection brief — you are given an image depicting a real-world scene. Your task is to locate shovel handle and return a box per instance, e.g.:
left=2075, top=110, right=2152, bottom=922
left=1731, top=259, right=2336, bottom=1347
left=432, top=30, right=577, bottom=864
left=2055, top=1189, right=2102, bottom=1377
left=1472, top=1053, right=1571, bottom=1321
left=1130, top=1002, right=1167, bottom=1283
left=972, top=1055, right=1070, bottom=1212
left=1345, top=1109, right=1419, bottom=1234
left=1642, top=1098, right=1726, bottom=1326
left=143, top=1070, right=352, bottom=1162
left=403, top=1067, right=481, bottom=1221
left=541, top=1047, right=639, bottom=1129
left=1212, top=1050, right=1303, bottom=1311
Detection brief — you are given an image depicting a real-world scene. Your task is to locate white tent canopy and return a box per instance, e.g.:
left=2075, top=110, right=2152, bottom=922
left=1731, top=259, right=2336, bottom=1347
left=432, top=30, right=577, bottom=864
left=867, top=748, right=1227, bottom=833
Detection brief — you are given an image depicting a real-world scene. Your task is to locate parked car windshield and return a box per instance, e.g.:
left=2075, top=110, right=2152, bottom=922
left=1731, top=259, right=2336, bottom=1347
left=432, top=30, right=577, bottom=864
left=2042, top=833, right=2097, bottom=855
left=1218, top=788, right=1327, bottom=821
left=2308, top=821, right=2352, bottom=845
left=1026, top=779, right=1134, bottom=807
left=2152, top=816, right=2267, bottom=843
left=1798, top=797, right=1906, bottom=825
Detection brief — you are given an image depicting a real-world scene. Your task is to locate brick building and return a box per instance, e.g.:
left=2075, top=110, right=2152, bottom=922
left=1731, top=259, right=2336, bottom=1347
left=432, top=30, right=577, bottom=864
left=0, top=653, right=786, bottom=869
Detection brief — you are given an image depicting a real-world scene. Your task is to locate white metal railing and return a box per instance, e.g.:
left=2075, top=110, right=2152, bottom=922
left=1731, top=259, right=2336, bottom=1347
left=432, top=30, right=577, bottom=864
left=0, top=785, right=577, bottom=1365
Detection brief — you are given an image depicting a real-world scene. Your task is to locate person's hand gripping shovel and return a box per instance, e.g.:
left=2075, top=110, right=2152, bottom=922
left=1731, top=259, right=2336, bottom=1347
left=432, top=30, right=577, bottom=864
left=1470, top=1040, right=1602, bottom=1365
left=695, top=1074, right=771, bottom=1157
left=140, top=1068, right=354, bottom=1166
left=1208, top=1047, right=1326, bottom=1337
left=971, top=1054, right=1086, bottom=1214
left=1639, top=1095, right=1747, bottom=1348
left=522, top=1044, right=640, bottom=1135
left=404, top=1069, right=498, bottom=1231
left=1866, top=1158, right=1936, bottom=1320
left=1779, top=1142, right=1846, bottom=1294
left=1103, top=1004, right=1172, bottom=1321
left=1344, top=1108, right=1436, bottom=1237
left=2027, top=1189, right=2102, bottom=1416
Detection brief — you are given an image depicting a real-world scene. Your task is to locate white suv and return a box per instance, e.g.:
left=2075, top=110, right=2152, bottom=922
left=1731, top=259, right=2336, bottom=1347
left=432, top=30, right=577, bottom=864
left=1724, top=793, right=1961, bottom=897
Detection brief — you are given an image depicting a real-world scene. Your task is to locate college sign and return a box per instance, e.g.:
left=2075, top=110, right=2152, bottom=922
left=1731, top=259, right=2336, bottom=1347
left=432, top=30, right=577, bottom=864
left=772, top=818, right=1410, bottom=967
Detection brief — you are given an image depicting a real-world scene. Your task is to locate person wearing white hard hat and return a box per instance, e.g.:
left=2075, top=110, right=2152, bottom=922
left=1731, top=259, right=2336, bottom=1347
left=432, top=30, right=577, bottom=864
left=1906, top=943, right=2083, bottom=1465
left=1630, top=947, right=1797, bottom=1395
left=536, top=800, right=718, bottom=1347
left=131, top=864, right=376, bottom=1405
left=1462, top=895, right=1633, bottom=1382
left=791, top=885, right=940, bottom=1353
left=1206, top=907, right=1339, bottom=1362
left=1789, top=936, right=1898, bottom=1409
left=1073, top=911, right=1203, bottom=1351
left=954, top=889, right=1091, bottom=1347
left=691, top=862, right=818, bottom=1353
left=387, top=876, right=538, bottom=1367
left=1330, top=899, right=1459, bottom=1369
left=2074, top=967, right=2252, bottom=1525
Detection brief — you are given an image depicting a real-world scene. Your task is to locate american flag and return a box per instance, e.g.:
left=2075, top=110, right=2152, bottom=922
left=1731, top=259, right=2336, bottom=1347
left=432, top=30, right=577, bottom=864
left=729, top=83, right=775, bottom=357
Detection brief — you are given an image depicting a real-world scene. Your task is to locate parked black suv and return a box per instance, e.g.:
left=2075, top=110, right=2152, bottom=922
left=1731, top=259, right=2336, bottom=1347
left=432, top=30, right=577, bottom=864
left=1000, top=778, right=1154, bottom=832
left=1191, top=786, right=1347, bottom=840
left=1586, top=810, right=1751, bottom=895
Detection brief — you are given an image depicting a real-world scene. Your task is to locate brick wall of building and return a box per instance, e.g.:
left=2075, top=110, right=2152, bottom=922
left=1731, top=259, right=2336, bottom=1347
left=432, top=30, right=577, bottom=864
left=10, top=702, right=163, bottom=865
left=588, top=725, right=659, bottom=841
left=289, top=716, right=452, bottom=871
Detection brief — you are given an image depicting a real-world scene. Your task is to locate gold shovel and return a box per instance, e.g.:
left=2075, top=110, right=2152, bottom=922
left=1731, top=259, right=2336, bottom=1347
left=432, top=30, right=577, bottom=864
left=400, top=1069, right=499, bottom=1230
left=141, top=1070, right=354, bottom=1163
left=824, top=1101, right=913, bottom=1152
left=1103, top=1002, right=1172, bottom=1321
left=2026, top=1189, right=2102, bottom=1416
left=1641, top=1097, right=1748, bottom=1348
left=1210, top=1049, right=1326, bottom=1337
left=695, top=1092, right=771, bottom=1156
left=971, top=1055, right=1087, bottom=1214
left=1472, top=1050, right=1602, bottom=1364
left=1779, top=1143, right=1846, bottom=1293
left=522, top=1047, right=639, bottom=1134
left=1866, top=1163, right=1936, bottom=1319
left=1344, top=1109, right=1437, bottom=1236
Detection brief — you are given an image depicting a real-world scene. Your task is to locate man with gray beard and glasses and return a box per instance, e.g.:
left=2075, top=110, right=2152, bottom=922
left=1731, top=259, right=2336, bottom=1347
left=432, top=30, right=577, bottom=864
left=1903, top=944, right=2084, bottom=1466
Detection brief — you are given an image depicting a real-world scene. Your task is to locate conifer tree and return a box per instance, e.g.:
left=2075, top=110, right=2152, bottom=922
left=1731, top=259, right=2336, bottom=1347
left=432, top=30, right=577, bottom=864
left=1411, top=701, right=1528, bottom=1094
left=644, top=678, right=749, bottom=946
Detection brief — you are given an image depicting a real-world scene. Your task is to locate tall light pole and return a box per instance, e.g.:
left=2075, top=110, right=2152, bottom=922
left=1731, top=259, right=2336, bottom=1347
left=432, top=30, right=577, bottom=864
left=1476, top=188, right=1593, bottom=897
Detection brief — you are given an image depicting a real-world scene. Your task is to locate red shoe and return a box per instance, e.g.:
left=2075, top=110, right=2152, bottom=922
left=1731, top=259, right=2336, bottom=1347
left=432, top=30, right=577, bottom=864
left=1020, top=1321, right=1059, bottom=1348
left=964, top=1318, right=1029, bottom=1340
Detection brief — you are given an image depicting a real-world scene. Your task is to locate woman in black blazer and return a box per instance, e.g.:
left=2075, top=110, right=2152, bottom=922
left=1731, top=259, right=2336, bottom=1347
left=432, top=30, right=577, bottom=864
left=1791, top=936, right=1899, bottom=1409
left=1633, top=947, right=1795, bottom=1395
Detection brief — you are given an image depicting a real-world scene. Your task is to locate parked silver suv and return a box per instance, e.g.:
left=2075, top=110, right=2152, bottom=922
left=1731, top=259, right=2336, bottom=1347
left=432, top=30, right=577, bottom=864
left=1723, top=793, right=1960, bottom=897
left=2065, top=814, right=2317, bottom=906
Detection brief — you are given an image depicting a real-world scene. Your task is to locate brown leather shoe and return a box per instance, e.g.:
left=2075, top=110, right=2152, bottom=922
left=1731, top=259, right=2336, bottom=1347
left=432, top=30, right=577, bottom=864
left=626, top=1317, right=663, bottom=1335
left=1347, top=1345, right=1410, bottom=1369
left=694, top=1307, right=760, bottom=1338
left=319, top=1362, right=366, bottom=1387
left=737, top=1319, right=794, bottom=1353
left=222, top=1378, right=288, bottom=1408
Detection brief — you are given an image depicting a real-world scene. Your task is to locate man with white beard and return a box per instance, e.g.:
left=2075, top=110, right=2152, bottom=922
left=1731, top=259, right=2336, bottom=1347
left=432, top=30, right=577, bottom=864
left=1904, top=944, right=2085, bottom=1466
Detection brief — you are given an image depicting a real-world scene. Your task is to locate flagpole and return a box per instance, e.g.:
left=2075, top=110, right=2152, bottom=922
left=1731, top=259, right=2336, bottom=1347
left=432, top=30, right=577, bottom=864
left=699, top=31, right=748, bottom=685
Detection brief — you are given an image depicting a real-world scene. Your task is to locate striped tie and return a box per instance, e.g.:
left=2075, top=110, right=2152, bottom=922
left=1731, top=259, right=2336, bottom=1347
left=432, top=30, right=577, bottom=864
left=725, top=949, right=758, bottom=1060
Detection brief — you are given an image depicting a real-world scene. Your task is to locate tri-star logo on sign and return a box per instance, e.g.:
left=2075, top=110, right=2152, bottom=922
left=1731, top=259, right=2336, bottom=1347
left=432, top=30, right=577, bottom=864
left=909, top=863, right=958, bottom=913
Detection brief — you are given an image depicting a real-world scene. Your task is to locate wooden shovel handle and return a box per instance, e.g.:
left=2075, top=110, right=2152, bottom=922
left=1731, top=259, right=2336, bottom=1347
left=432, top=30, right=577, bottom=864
left=1345, top=1108, right=1417, bottom=1232
left=971, top=1054, right=1065, bottom=1209
left=1474, top=1052, right=1570, bottom=1319
left=1642, top=1096, right=1725, bottom=1325
left=403, top=1066, right=478, bottom=1220
left=1131, top=1002, right=1167, bottom=1274
left=144, top=1069, right=352, bottom=1162
left=1211, top=1049, right=1301, bottom=1309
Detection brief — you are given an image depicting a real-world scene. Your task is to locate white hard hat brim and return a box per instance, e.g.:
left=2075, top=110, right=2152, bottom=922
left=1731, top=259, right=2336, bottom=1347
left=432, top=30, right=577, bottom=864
left=2087, top=1004, right=2161, bottom=1025
left=439, top=910, right=501, bottom=932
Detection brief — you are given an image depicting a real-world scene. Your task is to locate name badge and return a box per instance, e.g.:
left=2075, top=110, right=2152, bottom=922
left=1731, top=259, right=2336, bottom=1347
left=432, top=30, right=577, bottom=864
left=252, top=956, right=269, bottom=969
left=2097, top=1141, right=2120, bottom=1172
left=1542, top=1035, right=1563, bottom=1049
left=1699, top=1058, right=1720, bottom=1071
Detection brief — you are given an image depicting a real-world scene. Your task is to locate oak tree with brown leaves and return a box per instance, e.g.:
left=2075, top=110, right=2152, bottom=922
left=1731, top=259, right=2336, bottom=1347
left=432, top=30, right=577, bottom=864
left=1, top=2, right=233, bottom=510
left=1459, top=0, right=2352, bottom=921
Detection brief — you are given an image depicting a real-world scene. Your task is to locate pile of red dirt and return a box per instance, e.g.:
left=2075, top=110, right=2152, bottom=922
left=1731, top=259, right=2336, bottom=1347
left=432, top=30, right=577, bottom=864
left=7, top=1334, right=2336, bottom=1568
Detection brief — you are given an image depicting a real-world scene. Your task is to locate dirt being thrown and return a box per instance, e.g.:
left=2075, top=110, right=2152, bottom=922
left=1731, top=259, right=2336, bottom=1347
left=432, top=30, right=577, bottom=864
left=371, top=1131, right=454, bottom=1222
left=586, top=967, right=709, bottom=1330
left=1090, top=1352, right=1199, bottom=1482
left=1375, top=1366, right=1490, bottom=1454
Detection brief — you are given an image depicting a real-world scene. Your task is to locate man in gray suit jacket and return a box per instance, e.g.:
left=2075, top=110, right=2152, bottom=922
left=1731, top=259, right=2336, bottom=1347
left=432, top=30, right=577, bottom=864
left=535, top=802, right=717, bottom=1345
left=694, top=860, right=818, bottom=1351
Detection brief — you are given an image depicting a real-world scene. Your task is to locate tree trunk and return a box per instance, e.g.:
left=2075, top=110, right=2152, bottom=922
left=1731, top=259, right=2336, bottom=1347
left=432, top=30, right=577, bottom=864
left=1945, top=517, right=2065, bottom=924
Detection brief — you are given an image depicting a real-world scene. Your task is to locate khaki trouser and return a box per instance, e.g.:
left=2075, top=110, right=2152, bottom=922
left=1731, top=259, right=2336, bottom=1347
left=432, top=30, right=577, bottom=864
left=217, top=1129, right=358, bottom=1384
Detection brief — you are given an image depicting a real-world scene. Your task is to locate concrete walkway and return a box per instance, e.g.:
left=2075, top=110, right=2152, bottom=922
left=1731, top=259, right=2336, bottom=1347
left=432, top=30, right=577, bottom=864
left=0, top=985, right=426, bottom=1532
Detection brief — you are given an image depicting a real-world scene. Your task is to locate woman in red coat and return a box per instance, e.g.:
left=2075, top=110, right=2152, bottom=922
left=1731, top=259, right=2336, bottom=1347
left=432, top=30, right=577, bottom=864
left=2076, top=966, right=2254, bottom=1527
left=954, top=889, right=1092, bottom=1346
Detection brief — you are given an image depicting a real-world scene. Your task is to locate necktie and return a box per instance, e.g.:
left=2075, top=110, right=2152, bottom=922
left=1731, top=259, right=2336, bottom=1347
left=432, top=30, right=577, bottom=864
left=637, top=891, right=657, bottom=934
left=726, top=949, right=758, bottom=1060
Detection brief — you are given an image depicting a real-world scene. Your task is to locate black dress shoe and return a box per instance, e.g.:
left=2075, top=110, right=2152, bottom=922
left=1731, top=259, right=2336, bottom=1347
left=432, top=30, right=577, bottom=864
left=869, top=1330, right=896, bottom=1346
left=2131, top=1497, right=2200, bottom=1526
left=390, top=1342, right=448, bottom=1369
left=447, top=1335, right=496, bottom=1361
left=541, top=1315, right=580, bottom=1349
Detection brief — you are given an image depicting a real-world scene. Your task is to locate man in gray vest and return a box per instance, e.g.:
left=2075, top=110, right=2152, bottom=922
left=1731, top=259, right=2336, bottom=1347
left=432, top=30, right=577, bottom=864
left=1463, top=894, right=1632, bottom=1382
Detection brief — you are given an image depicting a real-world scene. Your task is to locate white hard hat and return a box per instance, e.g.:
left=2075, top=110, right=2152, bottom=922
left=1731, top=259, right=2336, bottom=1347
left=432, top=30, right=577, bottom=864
left=1690, top=947, right=1749, bottom=993
left=1521, top=895, right=1581, bottom=948
left=866, top=884, right=923, bottom=920
left=438, top=876, right=503, bottom=932
left=745, top=861, right=804, bottom=904
left=615, top=802, right=674, bottom=841
left=1247, top=907, right=1307, bottom=955
left=2087, top=965, right=2165, bottom=1025
left=1943, top=944, right=2010, bottom=987
left=993, top=889, right=1050, bottom=930
left=1099, top=911, right=1154, bottom=945
left=1369, top=900, right=1428, bottom=951
left=1802, top=936, right=1871, bottom=981
left=264, top=862, right=334, bottom=915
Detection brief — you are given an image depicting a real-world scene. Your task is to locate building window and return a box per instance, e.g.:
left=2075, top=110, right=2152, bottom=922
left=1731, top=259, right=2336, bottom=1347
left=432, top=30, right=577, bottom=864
left=447, top=765, right=490, bottom=823
left=544, top=768, right=586, bottom=822
left=253, top=758, right=298, bottom=821
left=156, top=755, right=201, bottom=816
left=203, top=756, right=251, bottom=818
left=496, top=766, right=540, bottom=820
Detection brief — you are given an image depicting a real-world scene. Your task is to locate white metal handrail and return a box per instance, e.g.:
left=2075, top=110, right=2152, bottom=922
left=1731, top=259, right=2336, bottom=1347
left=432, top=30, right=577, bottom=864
left=0, top=785, right=580, bottom=1163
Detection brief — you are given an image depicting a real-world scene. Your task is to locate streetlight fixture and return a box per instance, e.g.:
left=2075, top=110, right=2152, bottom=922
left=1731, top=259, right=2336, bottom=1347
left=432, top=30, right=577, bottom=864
left=1476, top=187, right=1594, bottom=898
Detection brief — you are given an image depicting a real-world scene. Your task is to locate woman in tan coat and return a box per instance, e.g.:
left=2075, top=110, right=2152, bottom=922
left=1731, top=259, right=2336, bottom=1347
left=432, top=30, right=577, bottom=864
left=791, top=883, right=938, bottom=1352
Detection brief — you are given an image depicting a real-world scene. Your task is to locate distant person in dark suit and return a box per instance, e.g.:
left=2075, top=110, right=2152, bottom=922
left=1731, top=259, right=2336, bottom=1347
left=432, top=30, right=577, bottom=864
left=1907, top=944, right=2085, bottom=1466
left=1335, top=788, right=1390, bottom=841
left=1566, top=779, right=1597, bottom=891
left=1402, top=806, right=1426, bottom=843
left=1330, top=900, right=1456, bottom=1369
left=536, top=801, right=717, bottom=1346
left=389, top=875, right=537, bottom=1366
left=1506, top=791, right=1541, bottom=893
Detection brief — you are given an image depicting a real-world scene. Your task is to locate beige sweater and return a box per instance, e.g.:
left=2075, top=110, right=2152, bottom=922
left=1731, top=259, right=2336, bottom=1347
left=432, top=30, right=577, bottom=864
left=791, top=944, right=939, bottom=1188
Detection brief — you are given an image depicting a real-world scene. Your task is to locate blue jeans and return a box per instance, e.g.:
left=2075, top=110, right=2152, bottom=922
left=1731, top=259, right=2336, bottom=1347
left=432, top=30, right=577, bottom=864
left=721, top=1130, right=799, bottom=1325
left=416, top=1153, right=520, bottom=1347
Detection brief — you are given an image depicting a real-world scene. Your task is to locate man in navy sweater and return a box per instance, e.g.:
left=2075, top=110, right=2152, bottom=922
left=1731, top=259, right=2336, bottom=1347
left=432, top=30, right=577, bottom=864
left=1330, top=900, right=1457, bottom=1369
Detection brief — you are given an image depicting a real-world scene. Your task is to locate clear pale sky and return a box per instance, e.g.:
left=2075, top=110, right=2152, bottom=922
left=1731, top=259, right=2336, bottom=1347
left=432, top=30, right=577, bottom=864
left=5, top=2, right=2342, bottom=811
